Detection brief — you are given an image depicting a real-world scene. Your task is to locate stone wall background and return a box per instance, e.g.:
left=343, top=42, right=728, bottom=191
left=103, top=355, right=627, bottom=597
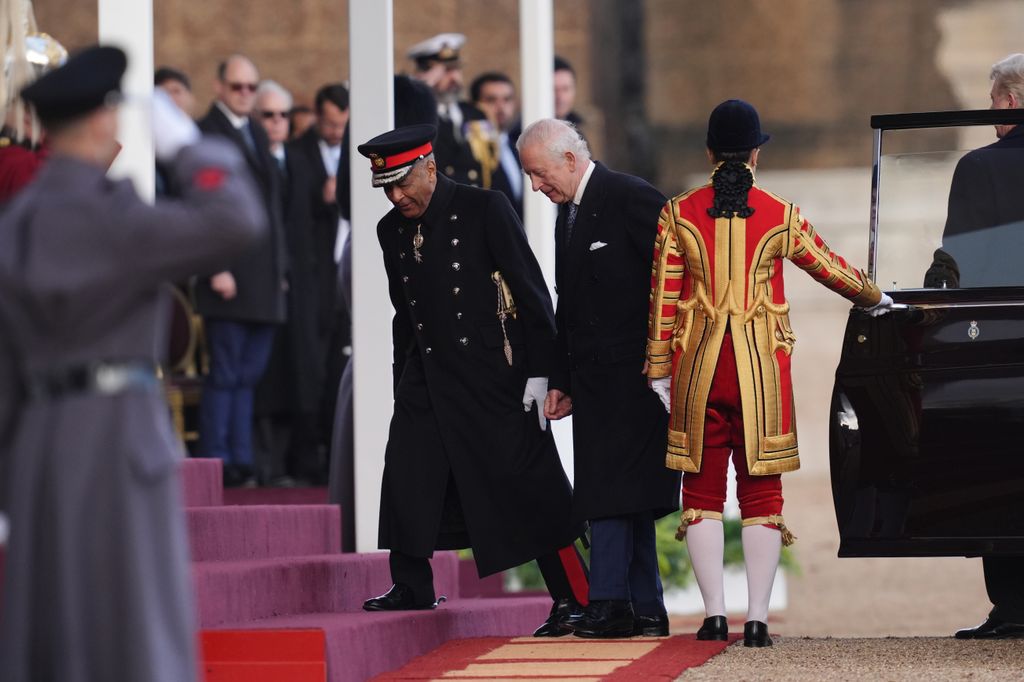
left=28, top=0, right=1020, bottom=187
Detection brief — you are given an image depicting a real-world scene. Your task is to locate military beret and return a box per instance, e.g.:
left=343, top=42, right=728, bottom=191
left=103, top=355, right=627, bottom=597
left=706, top=99, right=771, bottom=153
left=407, top=33, right=465, bottom=69
left=357, top=123, right=437, bottom=187
left=20, top=45, right=126, bottom=127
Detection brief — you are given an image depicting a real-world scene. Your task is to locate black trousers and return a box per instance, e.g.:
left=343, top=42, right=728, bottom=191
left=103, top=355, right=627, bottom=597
left=984, top=556, right=1024, bottom=622
left=390, top=544, right=589, bottom=606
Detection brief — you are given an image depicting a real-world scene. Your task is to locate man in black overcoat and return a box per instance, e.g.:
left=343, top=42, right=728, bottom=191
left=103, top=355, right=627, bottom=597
left=288, top=84, right=352, bottom=458
left=927, top=53, right=1024, bottom=640
left=195, top=54, right=289, bottom=485
left=518, top=118, right=681, bottom=638
left=357, top=124, right=590, bottom=636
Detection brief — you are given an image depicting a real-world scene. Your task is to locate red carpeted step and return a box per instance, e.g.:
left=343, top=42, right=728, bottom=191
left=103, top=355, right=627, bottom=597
left=212, top=596, right=551, bottom=682
left=201, top=628, right=326, bottom=682
left=187, top=505, right=341, bottom=562
left=193, top=551, right=462, bottom=628
left=180, top=458, right=224, bottom=507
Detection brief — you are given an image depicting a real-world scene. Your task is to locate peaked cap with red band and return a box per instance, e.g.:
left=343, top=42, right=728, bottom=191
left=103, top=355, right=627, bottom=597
left=357, top=123, right=437, bottom=187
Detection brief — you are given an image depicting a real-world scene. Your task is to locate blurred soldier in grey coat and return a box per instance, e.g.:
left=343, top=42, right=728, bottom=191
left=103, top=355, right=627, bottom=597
left=0, top=46, right=266, bottom=682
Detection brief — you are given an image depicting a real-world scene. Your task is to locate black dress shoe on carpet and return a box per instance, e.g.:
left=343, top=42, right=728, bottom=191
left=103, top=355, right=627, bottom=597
left=743, top=620, right=773, bottom=647
left=696, top=615, right=729, bottom=641
left=632, top=613, right=670, bottom=637
left=955, top=617, right=1024, bottom=639
left=572, top=600, right=635, bottom=638
left=362, top=584, right=439, bottom=612
left=533, top=598, right=584, bottom=637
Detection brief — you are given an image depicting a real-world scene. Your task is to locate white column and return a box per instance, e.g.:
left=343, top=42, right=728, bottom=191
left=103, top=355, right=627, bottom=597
left=98, top=0, right=155, bottom=201
left=520, top=0, right=573, bottom=480
left=349, top=0, right=395, bottom=552
left=519, top=0, right=556, bottom=280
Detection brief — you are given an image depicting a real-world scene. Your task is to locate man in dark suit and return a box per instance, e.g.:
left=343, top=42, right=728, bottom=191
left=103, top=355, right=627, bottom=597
left=518, top=118, right=680, bottom=638
left=251, top=80, right=324, bottom=484
left=288, top=83, right=352, bottom=466
left=357, top=124, right=590, bottom=637
left=195, top=54, right=288, bottom=486
left=932, top=53, right=1024, bottom=640
left=471, top=72, right=523, bottom=216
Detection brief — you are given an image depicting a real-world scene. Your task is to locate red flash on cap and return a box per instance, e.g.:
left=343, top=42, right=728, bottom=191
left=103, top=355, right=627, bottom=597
left=370, top=141, right=433, bottom=172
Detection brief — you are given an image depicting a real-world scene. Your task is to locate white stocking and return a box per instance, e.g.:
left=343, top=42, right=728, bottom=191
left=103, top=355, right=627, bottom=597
left=686, top=518, right=726, bottom=618
left=742, top=524, right=781, bottom=623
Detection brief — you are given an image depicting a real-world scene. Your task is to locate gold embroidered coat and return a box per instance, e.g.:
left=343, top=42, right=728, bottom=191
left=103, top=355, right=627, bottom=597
left=647, top=171, right=881, bottom=476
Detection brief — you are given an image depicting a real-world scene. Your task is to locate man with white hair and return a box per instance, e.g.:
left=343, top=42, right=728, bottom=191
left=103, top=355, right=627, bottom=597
left=926, top=52, right=1024, bottom=290
left=518, top=118, right=680, bottom=638
left=934, top=53, right=1024, bottom=640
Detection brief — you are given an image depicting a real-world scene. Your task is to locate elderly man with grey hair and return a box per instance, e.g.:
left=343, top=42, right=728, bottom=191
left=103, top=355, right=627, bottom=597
left=251, top=79, right=326, bottom=486
left=931, top=52, right=1024, bottom=640
left=518, top=119, right=681, bottom=638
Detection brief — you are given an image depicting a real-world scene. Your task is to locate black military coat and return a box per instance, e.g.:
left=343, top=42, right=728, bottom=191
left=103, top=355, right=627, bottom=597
left=377, top=173, right=579, bottom=577
left=194, top=105, right=288, bottom=324
left=552, top=162, right=680, bottom=523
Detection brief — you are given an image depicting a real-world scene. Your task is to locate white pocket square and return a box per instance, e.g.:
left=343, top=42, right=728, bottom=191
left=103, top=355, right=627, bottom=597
left=589, top=241, right=608, bottom=251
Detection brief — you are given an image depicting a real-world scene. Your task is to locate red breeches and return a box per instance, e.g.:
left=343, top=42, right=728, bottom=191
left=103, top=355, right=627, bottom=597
left=681, top=333, right=783, bottom=519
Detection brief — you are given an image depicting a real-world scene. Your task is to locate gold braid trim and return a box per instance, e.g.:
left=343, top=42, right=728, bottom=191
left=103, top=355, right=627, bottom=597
left=675, top=508, right=723, bottom=541
left=742, top=515, right=797, bottom=546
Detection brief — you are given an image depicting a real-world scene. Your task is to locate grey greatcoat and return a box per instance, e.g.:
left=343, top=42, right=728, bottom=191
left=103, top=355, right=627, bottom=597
left=0, top=139, right=265, bottom=682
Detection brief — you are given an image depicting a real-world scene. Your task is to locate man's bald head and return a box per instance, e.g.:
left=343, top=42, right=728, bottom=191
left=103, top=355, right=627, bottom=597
left=215, top=54, right=260, bottom=117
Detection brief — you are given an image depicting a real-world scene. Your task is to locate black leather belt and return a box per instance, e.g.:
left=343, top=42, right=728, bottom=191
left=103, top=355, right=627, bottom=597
left=25, top=360, right=159, bottom=401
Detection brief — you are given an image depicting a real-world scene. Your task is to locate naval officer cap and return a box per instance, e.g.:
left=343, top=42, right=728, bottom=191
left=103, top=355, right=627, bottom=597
left=407, top=33, right=465, bottom=70
left=357, top=123, right=437, bottom=187
left=20, top=45, right=126, bottom=127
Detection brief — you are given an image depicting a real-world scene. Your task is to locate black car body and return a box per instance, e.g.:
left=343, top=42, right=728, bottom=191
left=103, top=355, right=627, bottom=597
left=831, top=109, right=1024, bottom=558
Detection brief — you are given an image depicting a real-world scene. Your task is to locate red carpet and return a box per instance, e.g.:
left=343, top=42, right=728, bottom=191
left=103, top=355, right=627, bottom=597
left=373, top=634, right=737, bottom=680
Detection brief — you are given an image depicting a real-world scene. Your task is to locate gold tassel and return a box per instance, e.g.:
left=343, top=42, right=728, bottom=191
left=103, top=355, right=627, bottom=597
left=675, top=508, right=723, bottom=541
left=742, top=514, right=797, bottom=546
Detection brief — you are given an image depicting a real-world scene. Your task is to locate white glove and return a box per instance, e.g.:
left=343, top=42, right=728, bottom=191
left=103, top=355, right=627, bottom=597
left=650, top=377, right=671, bottom=413
left=523, top=377, right=548, bottom=431
left=152, top=88, right=200, bottom=162
left=863, top=292, right=894, bottom=317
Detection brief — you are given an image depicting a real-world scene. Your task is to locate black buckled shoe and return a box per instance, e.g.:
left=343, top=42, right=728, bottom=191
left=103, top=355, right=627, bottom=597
left=743, top=620, right=772, bottom=647
left=533, top=598, right=584, bottom=637
left=632, top=613, right=670, bottom=637
left=572, top=600, right=635, bottom=638
left=362, top=583, right=440, bottom=612
left=696, top=615, right=729, bottom=641
left=955, top=617, right=1024, bottom=639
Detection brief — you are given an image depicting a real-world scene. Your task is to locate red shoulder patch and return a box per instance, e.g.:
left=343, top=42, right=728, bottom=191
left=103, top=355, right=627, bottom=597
left=193, top=167, right=226, bottom=191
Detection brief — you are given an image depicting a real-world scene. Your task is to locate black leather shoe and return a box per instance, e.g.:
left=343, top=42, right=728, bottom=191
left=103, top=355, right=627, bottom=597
left=955, top=617, right=1024, bottom=639
left=572, top=600, right=635, bottom=638
left=743, top=620, right=772, bottom=647
left=362, top=583, right=438, bottom=612
left=696, top=615, right=729, bottom=641
left=533, top=598, right=584, bottom=637
left=632, top=613, right=670, bottom=637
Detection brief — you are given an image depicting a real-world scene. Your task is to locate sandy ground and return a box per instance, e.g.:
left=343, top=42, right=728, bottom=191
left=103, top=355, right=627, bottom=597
left=680, top=638, right=1024, bottom=681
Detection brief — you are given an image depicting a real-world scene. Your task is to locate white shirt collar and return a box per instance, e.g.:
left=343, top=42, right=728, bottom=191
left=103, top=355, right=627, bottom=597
left=318, top=138, right=342, bottom=176
left=572, top=159, right=595, bottom=206
left=215, top=101, right=249, bottom=130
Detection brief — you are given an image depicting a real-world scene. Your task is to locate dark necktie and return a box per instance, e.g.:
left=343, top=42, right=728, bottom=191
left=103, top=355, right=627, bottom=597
left=565, top=201, right=579, bottom=246
left=240, top=120, right=257, bottom=155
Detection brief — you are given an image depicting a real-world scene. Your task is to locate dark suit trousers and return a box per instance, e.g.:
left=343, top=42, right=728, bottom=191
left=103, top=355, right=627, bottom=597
left=984, top=556, right=1024, bottom=622
left=389, top=545, right=589, bottom=606
left=200, top=319, right=276, bottom=466
left=589, top=512, right=666, bottom=617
